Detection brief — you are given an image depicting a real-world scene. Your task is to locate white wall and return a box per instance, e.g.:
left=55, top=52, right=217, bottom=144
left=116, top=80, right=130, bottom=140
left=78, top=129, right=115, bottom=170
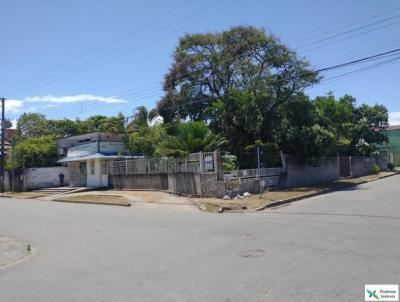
left=24, top=167, right=69, bottom=190
left=86, top=159, right=101, bottom=187
left=86, top=159, right=108, bottom=187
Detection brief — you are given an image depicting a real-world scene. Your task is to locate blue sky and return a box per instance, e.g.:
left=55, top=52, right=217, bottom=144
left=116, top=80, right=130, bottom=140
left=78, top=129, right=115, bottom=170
left=1, top=0, right=400, bottom=124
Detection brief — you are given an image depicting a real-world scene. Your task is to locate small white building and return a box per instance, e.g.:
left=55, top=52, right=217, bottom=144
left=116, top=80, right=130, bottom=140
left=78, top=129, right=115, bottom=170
left=57, top=132, right=133, bottom=187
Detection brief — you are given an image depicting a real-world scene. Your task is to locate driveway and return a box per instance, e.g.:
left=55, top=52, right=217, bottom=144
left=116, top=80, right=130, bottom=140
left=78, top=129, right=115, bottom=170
left=0, top=175, right=399, bottom=302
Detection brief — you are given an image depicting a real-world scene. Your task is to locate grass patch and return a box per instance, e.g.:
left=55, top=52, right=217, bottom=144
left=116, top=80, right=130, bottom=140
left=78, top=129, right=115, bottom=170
left=54, top=194, right=131, bottom=207
left=0, top=192, right=49, bottom=199
left=198, top=203, right=223, bottom=213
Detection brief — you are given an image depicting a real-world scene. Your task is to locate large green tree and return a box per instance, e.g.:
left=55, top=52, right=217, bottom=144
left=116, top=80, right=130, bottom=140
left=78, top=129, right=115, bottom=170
left=279, top=94, right=389, bottom=165
left=157, top=26, right=319, bottom=166
left=125, top=125, right=166, bottom=157
left=6, top=136, right=57, bottom=170
left=16, top=113, right=52, bottom=137
left=84, top=113, right=125, bottom=133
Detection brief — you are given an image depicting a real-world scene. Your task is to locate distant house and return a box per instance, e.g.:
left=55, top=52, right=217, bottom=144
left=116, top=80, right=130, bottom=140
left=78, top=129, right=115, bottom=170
left=56, top=132, right=132, bottom=187
left=380, top=125, right=400, bottom=165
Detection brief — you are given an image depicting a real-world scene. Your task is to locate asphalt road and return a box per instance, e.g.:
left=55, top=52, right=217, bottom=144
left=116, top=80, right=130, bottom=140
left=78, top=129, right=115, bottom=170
left=1, top=175, right=399, bottom=302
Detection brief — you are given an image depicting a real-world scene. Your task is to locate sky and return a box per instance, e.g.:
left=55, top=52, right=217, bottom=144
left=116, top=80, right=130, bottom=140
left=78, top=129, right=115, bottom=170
left=1, top=0, right=400, bottom=125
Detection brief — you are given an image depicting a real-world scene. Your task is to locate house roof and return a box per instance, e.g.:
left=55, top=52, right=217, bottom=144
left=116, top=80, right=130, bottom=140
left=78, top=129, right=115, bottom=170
left=387, top=125, right=400, bottom=131
left=57, top=153, right=140, bottom=163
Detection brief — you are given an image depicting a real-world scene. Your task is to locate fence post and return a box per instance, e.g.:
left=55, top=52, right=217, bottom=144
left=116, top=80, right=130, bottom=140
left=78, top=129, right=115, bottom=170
left=125, top=160, right=128, bottom=175
left=184, top=158, right=187, bottom=173
left=148, top=159, right=151, bottom=173
left=199, top=152, right=203, bottom=173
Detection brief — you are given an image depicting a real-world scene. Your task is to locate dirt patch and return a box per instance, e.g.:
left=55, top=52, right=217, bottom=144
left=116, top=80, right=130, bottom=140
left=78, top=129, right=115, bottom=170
left=54, top=194, right=131, bottom=207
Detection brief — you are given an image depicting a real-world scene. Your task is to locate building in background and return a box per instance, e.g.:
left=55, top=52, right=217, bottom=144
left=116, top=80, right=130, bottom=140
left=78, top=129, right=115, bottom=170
left=380, top=125, right=400, bottom=166
left=57, top=132, right=131, bottom=187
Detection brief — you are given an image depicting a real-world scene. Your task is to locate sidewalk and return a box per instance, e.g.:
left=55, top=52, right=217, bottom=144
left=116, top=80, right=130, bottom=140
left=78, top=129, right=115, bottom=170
left=194, top=171, right=399, bottom=212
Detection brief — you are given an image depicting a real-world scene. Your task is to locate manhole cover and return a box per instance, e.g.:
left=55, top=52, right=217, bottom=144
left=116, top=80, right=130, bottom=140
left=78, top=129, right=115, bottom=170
left=239, top=249, right=265, bottom=258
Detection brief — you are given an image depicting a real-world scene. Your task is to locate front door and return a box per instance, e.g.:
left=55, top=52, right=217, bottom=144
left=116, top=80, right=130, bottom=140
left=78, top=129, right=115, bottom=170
left=339, top=156, right=351, bottom=178
left=79, top=162, right=87, bottom=186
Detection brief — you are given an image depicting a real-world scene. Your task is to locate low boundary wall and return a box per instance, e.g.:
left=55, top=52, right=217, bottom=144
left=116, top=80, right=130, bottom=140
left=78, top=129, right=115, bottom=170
left=23, top=167, right=69, bottom=191
left=278, top=155, right=387, bottom=189
left=109, top=174, right=168, bottom=190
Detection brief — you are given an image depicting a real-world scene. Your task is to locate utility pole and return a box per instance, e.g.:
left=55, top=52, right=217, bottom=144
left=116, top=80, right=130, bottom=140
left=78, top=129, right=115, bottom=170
left=11, top=138, right=15, bottom=193
left=1, top=97, right=5, bottom=193
left=257, top=146, right=261, bottom=196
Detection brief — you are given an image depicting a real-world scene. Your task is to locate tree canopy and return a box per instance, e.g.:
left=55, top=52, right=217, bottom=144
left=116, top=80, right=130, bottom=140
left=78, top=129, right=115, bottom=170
left=157, top=26, right=319, bottom=165
left=6, top=136, right=57, bottom=170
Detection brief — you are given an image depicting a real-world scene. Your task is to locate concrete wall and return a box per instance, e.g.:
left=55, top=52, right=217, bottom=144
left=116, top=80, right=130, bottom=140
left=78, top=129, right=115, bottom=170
left=109, top=174, right=168, bottom=190
left=278, top=155, right=387, bottom=189
left=2, top=171, right=24, bottom=192
left=351, top=156, right=387, bottom=177
left=168, top=173, right=201, bottom=195
left=278, top=156, right=340, bottom=189
left=23, top=167, right=69, bottom=190
left=167, top=173, right=225, bottom=197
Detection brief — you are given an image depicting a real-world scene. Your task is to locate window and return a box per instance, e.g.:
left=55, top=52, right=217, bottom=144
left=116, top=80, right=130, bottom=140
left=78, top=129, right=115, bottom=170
left=101, top=162, right=108, bottom=175
left=90, top=160, right=95, bottom=175
left=58, top=148, right=66, bottom=156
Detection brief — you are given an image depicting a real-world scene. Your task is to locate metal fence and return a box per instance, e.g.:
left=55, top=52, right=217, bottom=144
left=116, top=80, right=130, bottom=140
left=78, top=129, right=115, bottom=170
left=223, top=167, right=282, bottom=192
left=223, top=167, right=282, bottom=182
left=106, top=152, right=217, bottom=176
left=380, top=150, right=400, bottom=167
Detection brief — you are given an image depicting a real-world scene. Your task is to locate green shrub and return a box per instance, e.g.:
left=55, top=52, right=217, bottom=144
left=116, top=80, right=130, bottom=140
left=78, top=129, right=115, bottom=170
left=387, top=162, right=395, bottom=171
left=370, top=164, right=381, bottom=174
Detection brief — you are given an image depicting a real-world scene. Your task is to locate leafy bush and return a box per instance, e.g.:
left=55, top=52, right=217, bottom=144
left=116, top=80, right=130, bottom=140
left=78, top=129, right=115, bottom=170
left=370, top=164, right=381, bottom=174
left=387, top=162, right=395, bottom=171
left=222, top=153, right=237, bottom=171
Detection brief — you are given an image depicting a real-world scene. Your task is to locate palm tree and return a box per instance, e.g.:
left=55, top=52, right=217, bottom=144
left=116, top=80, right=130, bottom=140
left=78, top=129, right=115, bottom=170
left=127, top=106, right=158, bottom=130
left=156, top=121, right=225, bottom=157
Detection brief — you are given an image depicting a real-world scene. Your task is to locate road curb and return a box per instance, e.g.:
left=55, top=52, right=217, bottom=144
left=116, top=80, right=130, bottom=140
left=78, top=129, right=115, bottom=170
left=252, top=172, right=398, bottom=212
left=53, top=199, right=131, bottom=207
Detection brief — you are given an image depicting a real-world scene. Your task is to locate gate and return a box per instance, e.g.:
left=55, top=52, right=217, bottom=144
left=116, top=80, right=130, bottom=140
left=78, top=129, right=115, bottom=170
left=339, top=156, right=351, bottom=178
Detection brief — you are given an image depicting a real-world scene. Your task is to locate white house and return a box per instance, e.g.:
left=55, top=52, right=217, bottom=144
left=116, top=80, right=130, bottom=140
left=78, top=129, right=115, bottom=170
left=57, top=132, right=133, bottom=187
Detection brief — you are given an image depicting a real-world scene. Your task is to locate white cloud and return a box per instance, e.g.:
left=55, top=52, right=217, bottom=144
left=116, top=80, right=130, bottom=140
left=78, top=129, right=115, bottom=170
left=389, top=112, right=400, bottom=125
left=24, top=94, right=128, bottom=104
left=43, top=104, right=58, bottom=108
left=1, top=99, right=24, bottom=113
left=2, top=94, right=128, bottom=116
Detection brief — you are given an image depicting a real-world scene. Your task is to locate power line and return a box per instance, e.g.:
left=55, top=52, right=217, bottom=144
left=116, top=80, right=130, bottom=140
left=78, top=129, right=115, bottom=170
left=30, top=38, right=400, bottom=118
left=0, top=0, right=197, bottom=93
left=7, top=2, right=400, bottom=117
left=285, top=1, right=398, bottom=42
left=316, top=54, right=400, bottom=86
left=42, top=47, right=400, bottom=119
left=301, top=19, right=400, bottom=53
left=1, top=0, right=243, bottom=94
left=295, top=14, right=400, bottom=49
left=3, top=0, right=398, bottom=95
left=44, top=47, right=400, bottom=121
